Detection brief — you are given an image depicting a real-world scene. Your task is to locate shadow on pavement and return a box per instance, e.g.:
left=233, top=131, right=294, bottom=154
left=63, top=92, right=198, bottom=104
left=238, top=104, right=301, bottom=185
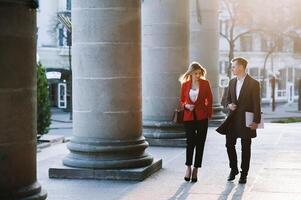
left=217, top=182, right=236, bottom=200
left=168, top=182, right=194, bottom=200
left=231, top=184, right=246, bottom=200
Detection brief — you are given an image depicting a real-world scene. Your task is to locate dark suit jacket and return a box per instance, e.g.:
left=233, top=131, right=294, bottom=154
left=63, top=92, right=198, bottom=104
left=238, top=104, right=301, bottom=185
left=216, top=74, right=261, bottom=139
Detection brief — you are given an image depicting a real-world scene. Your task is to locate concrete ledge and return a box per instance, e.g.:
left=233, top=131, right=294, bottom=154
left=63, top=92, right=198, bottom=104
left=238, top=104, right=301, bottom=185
left=209, top=119, right=224, bottom=127
left=38, top=135, right=65, bottom=144
left=146, top=138, right=186, bottom=147
left=37, top=143, right=51, bottom=153
left=37, top=142, right=51, bottom=149
left=49, top=159, right=162, bottom=181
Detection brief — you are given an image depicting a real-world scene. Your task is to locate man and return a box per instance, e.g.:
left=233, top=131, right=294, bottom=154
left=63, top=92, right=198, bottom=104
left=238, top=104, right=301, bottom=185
left=216, top=57, right=261, bottom=184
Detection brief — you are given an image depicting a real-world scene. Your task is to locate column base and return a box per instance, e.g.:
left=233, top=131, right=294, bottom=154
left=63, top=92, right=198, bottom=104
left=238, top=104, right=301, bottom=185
left=20, top=190, right=47, bottom=200
left=143, top=120, right=186, bottom=147
left=145, top=138, right=186, bottom=147
left=49, top=159, right=162, bottom=181
left=63, top=136, right=154, bottom=169
left=210, top=104, right=226, bottom=126
left=0, top=182, right=47, bottom=200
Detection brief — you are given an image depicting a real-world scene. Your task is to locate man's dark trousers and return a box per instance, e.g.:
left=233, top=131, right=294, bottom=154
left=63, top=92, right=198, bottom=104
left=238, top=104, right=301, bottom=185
left=226, top=133, right=251, bottom=175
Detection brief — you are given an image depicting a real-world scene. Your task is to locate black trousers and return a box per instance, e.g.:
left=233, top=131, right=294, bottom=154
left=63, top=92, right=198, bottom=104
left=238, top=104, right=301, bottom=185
left=226, top=134, right=252, bottom=175
left=184, top=119, right=208, bottom=168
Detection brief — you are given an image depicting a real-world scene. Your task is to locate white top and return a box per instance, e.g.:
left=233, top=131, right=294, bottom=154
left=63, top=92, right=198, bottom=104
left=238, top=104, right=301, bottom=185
left=236, top=74, right=247, bottom=100
left=189, top=88, right=199, bottom=103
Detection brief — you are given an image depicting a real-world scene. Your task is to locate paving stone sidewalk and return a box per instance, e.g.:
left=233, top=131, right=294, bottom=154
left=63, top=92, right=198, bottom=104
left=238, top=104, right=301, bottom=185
left=38, top=123, right=301, bottom=200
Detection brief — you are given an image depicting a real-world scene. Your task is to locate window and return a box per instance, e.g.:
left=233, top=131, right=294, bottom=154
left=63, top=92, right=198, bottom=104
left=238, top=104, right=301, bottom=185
left=219, top=61, right=223, bottom=74
left=278, top=69, right=286, bottom=90
left=66, top=0, right=71, bottom=10
left=294, top=69, right=301, bottom=95
left=293, top=37, right=301, bottom=53
left=219, top=61, right=229, bottom=75
left=259, top=68, right=266, bottom=79
left=219, top=20, right=229, bottom=37
left=288, top=67, right=293, bottom=82
left=249, top=68, right=259, bottom=79
left=260, top=80, right=267, bottom=98
left=261, top=37, right=268, bottom=52
left=224, top=61, right=229, bottom=74
left=240, top=35, right=253, bottom=51
left=66, top=30, right=72, bottom=46
left=276, top=38, right=283, bottom=52
left=59, top=28, right=64, bottom=46
left=282, top=37, right=292, bottom=52
left=58, top=27, right=71, bottom=47
left=260, top=36, right=283, bottom=52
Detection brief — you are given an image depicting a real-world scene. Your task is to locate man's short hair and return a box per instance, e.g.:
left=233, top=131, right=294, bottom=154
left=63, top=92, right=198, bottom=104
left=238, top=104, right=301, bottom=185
left=231, top=57, right=248, bottom=69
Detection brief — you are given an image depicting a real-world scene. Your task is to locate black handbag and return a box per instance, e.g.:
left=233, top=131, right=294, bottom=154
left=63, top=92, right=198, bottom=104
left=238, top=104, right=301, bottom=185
left=173, top=109, right=184, bottom=124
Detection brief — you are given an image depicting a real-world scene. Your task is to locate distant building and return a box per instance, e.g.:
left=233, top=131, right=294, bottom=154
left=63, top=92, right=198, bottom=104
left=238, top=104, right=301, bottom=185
left=37, top=0, right=71, bottom=109
left=218, top=1, right=301, bottom=104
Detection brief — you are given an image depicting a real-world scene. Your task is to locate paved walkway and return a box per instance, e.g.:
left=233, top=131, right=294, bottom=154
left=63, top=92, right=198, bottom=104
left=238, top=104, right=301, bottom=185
left=38, top=122, right=301, bottom=200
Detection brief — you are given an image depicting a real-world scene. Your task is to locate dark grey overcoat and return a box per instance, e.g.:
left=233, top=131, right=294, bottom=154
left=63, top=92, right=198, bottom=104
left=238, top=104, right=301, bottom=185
left=216, top=75, right=261, bottom=139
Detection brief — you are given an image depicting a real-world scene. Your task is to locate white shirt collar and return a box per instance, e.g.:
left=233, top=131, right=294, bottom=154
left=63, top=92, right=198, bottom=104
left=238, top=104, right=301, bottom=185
left=237, top=73, right=247, bottom=82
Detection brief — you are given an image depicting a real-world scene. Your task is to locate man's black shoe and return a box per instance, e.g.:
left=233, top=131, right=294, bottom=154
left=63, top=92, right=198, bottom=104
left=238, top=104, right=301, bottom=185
left=227, top=170, right=239, bottom=181
left=239, top=174, right=247, bottom=184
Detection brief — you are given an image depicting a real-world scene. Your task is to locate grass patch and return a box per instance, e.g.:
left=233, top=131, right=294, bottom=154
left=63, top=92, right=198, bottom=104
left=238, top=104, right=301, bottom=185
left=271, top=117, right=301, bottom=123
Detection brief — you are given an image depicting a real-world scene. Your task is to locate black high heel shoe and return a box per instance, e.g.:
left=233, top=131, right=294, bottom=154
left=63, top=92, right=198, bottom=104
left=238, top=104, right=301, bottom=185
left=184, top=167, right=191, bottom=182
left=191, top=177, right=198, bottom=183
left=191, top=168, right=198, bottom=183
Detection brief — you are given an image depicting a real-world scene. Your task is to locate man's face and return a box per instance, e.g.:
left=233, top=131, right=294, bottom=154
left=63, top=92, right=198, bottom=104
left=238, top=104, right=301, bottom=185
left=231, top=61, right=243, bottom=76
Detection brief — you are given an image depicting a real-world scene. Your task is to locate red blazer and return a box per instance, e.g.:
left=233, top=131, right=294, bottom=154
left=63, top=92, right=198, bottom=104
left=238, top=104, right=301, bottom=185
left=180, top=79, right=213, bottom=121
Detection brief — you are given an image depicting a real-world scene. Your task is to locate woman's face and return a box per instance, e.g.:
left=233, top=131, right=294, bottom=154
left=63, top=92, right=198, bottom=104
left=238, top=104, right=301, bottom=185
left=191, top=69, right=203, bottom=81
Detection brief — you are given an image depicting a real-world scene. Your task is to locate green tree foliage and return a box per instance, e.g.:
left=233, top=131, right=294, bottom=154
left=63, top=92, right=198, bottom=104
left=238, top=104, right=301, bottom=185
left=37, top=62, right=51, bottom=136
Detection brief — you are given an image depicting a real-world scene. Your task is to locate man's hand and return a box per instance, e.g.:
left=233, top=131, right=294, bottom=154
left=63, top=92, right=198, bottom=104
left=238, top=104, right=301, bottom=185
left=249, top=122, right=258, bottom=130
left=185, top=104, right=195, bottom=111
left=228, top=103, right=237, bottom=111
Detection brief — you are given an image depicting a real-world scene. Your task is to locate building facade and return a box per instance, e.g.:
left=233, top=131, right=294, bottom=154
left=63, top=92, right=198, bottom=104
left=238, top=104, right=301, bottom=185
left=219, top=0, right=301, bottom=104
left=38, top=0, right=301, bottom=108
left=37, top=0, right=71, bottom=109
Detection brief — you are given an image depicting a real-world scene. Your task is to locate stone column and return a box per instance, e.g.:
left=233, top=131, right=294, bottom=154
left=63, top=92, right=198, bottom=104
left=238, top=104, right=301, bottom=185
left=142, top=0, right=189, bottom=146
left=189, top=0, right=225, bottom=125
left=0, top=1, right=47, bottom=200
left=56, top=0, right=161, bottom=177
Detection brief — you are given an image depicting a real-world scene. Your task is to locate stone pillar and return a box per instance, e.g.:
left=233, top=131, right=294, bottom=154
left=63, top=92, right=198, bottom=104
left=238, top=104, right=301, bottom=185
left=0, top=1, right=47, bottom=200
left=54, top=0, right=161, bottom=178
left=142, top=0, right=189, bottom=146
left=189, top=0, right=225, bottom=125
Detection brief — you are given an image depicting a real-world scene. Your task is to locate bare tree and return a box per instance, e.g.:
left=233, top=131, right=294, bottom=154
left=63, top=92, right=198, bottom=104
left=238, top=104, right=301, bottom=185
left=219, top=0, right=301, bottom=111
left=219, top=0, right=261, bottom=78
left=256, top=0, right=301, bottom=111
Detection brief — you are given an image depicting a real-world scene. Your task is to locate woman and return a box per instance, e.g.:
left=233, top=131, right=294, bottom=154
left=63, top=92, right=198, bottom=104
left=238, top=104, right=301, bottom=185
left=179, top=62, right=213, bottom=183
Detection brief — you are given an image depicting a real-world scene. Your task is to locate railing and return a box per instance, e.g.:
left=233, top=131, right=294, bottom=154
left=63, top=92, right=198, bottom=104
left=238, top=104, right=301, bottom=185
left=277, top=89, right=286, bottom=97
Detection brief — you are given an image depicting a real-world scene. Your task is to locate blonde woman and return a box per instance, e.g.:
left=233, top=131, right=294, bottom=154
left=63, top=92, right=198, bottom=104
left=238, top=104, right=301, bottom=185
left=179, top=62, right=213, bottom=183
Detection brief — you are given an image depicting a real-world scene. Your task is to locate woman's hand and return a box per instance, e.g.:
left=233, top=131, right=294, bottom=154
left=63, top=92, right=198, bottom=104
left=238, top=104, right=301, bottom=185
left=185, top=104, right=195, bottom=111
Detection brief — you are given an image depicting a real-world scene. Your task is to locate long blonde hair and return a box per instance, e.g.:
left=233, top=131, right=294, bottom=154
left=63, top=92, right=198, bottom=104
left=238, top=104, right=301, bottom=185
left=179, top=62, right=207, bottom=84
